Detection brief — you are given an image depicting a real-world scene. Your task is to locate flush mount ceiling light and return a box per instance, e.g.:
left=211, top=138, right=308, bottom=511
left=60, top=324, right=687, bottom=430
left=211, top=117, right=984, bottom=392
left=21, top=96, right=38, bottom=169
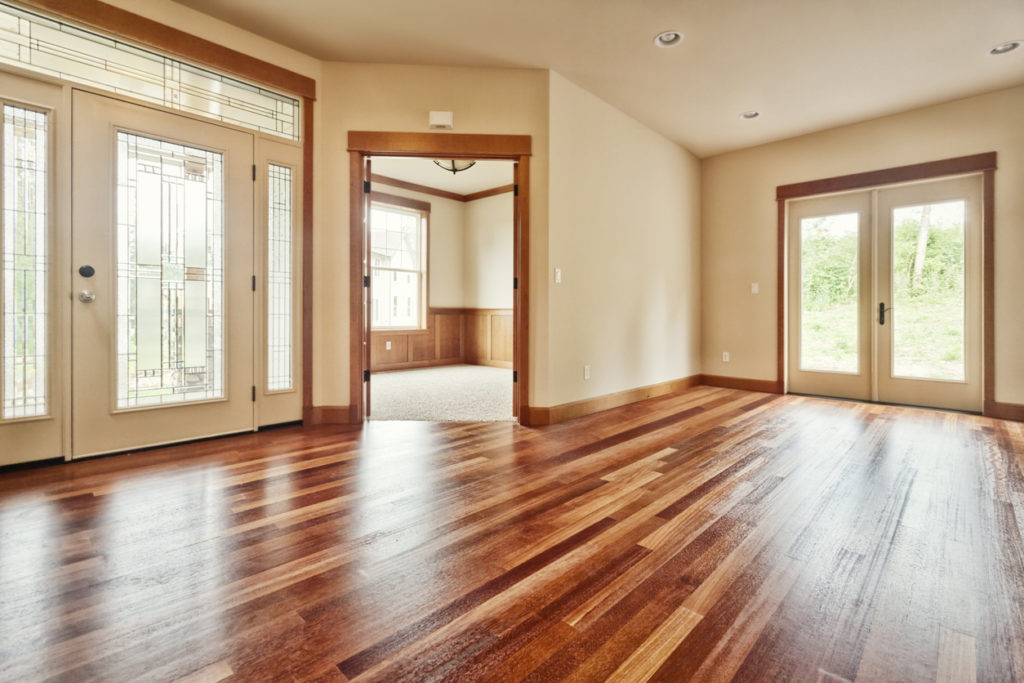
left=739, top=110, right=761, bottom=120
left=990, top=40, right=1021, bottom=55
left=653, top=30, right=683, bottom=48
left=433, top=159, right=476, bottom=174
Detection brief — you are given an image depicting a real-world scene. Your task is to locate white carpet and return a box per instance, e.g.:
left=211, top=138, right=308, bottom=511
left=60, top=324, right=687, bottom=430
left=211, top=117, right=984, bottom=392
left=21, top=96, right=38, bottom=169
left=369, top=364, right=514, bottom=422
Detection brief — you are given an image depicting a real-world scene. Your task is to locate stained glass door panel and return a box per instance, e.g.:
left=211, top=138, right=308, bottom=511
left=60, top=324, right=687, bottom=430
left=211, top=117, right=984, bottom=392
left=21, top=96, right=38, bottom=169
left=116, top=132, right=225, bottom=409
left=0, top=70, right=63, bottom=466
left=72, top=91, right=254, bottom=458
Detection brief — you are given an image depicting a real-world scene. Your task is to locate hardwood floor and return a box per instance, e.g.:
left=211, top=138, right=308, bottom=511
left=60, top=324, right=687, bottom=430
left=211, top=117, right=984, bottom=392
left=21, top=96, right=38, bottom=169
left=1, top=386, right=1023, bottom=681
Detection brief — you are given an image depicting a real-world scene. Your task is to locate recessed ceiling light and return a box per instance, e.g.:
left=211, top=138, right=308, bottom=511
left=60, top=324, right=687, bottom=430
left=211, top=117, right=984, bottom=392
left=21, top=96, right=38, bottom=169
left=739, top=111, right=760, bottom=120
left=990, top=40, right=1021, bottom=55
left=653, top=31, right=683, bottom=48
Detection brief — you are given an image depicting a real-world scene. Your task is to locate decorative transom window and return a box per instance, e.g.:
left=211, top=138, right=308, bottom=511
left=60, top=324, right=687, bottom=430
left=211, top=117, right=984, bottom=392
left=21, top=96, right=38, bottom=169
left=370, top=202, right=427, bottom=329
left=0, top=2, right=300, bottom=139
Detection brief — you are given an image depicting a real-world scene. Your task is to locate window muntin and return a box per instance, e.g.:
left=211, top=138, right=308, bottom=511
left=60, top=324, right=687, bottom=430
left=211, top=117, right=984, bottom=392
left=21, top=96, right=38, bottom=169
left=370, top=203, right=425, bottom=329
left=0, top=2, right=299, bottom=140
left=1, top=104, right=47, bottom=419
left=266, top=164, right=293, bottom=391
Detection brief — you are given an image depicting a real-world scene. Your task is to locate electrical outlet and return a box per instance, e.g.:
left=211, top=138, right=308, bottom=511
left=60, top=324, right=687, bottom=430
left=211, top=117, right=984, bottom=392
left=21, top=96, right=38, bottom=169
left=751, top=282, right=759, bottom=294
left=385, top=340, right=391, bottom=351
left=584, top=364, right=591, bottom=380
left=722, top=351, right=730, bottom=362
left=554, top=268, right=562, bottom=284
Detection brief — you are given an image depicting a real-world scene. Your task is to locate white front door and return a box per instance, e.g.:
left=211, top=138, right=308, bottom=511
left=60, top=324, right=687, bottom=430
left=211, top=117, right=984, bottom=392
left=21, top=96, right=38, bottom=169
left=788, top=174, right=983, bottom=412
left=71, top=91, right=255, bottom=458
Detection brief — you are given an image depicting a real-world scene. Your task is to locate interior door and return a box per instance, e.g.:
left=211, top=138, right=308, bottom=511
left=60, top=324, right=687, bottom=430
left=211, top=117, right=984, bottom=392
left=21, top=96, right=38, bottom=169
left=875, top=175, right=982, bottom=411
left=0, top=73, right=63, bottom=465
left=363, top=157, right=372, bottom=417
left=71, top=90, right=255, bottom=458
left=787, top=190, right=873, bottom=401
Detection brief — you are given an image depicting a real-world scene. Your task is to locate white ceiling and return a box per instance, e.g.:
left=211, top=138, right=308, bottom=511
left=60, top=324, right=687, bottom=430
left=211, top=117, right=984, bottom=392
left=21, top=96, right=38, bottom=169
left=372, top=158, right=514, bottom=194
left=174, top=0, right=1024, bottom=157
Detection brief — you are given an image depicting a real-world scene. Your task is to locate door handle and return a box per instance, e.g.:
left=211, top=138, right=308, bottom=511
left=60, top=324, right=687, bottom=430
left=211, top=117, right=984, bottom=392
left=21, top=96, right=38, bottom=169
left=878, top=302, right=892, bottom=325
left=78, top=290, right=96, bottom=304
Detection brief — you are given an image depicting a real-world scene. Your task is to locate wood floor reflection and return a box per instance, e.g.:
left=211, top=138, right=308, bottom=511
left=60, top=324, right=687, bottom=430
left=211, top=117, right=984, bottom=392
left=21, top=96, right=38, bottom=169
left=1, top=386, right=1022, bottom=681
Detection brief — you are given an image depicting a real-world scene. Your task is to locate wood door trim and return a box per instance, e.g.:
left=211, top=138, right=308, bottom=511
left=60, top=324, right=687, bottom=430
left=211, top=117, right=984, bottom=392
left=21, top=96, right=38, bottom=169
left=348, top=132, right=531, bottom=424
left=23, top=0, right=316, bottom=100
left=776, top=152, right=996, bottom=200
left=776, top=152, right=1002, bottom=416
left=349, top=132, right=531, bottom=157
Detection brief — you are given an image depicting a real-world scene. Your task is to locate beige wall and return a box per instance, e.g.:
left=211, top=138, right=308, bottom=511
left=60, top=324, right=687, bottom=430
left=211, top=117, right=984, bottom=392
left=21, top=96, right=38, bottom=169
left=546, top=72, right=702, bottom=406
left=318, top=63, right=550, bottom=406
left=702, top=84, right=1024, bottom=404
left=371, top=186, right=465, bottom=308
left=464, top=193, right=514, bottom=309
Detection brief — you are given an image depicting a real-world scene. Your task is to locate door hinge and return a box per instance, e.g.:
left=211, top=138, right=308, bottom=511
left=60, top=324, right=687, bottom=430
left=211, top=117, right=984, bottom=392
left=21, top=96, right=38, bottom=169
left=513, top=184, right=519, bottom=197
left=363, top=275, right=370, bottom=288
left=513, top=371, right=518, bottom=382
left=252, top=275, right=256, bottom=292
left=513, top=277, right=518, bottom=290
left=251, top=385, right=256, bottom=402
left=252, top=164, right=256, bottom=182
left=364, top=370, right=370, bottom=382
left=363, top=180, right=371, bottom=194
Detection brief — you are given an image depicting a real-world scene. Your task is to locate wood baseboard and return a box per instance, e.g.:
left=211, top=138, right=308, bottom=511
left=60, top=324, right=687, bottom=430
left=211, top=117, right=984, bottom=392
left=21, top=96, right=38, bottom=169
left=700, top=374, right=784, bottom=394
left=525, top=374, right=702, bottom=426
left=984, top=400, right=1024, bottom=422
left=303, top=405, right=357, bottom=425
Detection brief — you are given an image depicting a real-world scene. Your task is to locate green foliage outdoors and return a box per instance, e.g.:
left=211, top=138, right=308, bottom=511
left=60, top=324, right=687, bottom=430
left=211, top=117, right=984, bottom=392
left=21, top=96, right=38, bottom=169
left=800, top=206, right=966, bottom=379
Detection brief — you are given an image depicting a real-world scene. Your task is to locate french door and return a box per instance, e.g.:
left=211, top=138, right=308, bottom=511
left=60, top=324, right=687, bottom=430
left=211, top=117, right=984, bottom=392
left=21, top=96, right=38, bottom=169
left=71, top=91, right=255, bottom=457
left=788, top=174, right=982, bottom=412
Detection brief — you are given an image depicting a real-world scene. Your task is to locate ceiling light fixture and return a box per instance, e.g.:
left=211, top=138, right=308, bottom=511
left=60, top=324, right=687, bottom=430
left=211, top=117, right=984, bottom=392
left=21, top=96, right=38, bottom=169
left=990, top=40, right=1021, bottom=55
left=433, top=159, right=476, bottom=174
left=653, top=30, right=683, bottom=48
left=739, top=110, right=760, bottom=120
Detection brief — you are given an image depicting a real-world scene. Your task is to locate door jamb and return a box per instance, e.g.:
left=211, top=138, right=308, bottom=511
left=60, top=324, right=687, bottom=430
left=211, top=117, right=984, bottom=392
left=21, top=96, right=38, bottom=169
left=346, top=131, right=532, bottom=424
left=776, top=152, right=998, bottom=414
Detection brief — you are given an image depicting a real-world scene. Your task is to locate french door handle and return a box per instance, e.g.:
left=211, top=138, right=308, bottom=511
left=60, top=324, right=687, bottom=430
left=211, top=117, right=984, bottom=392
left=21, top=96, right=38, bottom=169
left=78, top=290, right=96, bottom=304
left=878, top=302, right=892, bottom=325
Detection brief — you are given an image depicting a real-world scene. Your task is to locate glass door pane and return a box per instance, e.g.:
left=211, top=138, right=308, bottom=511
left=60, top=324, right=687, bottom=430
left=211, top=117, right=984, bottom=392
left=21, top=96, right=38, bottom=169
left=890, top=200, right=966, bottom=381
left=799, top=212, right=860, bottom=373
left=1, top=105, right=48, bottom=419
left=115, top=131, right=225, bottom=409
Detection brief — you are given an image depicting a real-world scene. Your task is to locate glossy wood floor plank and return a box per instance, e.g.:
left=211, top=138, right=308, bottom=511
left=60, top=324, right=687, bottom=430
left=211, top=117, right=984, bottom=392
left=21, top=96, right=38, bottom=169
left=2, top=387, right=1023, bottom=681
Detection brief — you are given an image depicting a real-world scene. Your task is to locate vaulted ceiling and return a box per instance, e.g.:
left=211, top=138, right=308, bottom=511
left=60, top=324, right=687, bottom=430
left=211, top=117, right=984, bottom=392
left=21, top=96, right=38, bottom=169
left=174, top=0, right=1024, bottom=157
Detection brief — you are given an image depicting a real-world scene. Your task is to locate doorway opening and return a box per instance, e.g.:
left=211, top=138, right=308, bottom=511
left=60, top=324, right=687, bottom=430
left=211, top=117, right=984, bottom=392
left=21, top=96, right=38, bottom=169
left=365, top=156, right=515, bottom=421
left=347, top=132, right=532, bottom=425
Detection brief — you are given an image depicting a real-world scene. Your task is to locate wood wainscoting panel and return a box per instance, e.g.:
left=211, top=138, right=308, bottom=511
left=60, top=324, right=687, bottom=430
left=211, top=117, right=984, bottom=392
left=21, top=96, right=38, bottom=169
left=370, top=308, right=513, bottom=372
left=464, top=308, right=513, bottom=369
left=371, top=335, right=409, bottom=367
left=490, top=314, right=513, bottom=364
left=409, top=333, right=436, bottom=363
left=436, top=313, right=464, bottom=361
